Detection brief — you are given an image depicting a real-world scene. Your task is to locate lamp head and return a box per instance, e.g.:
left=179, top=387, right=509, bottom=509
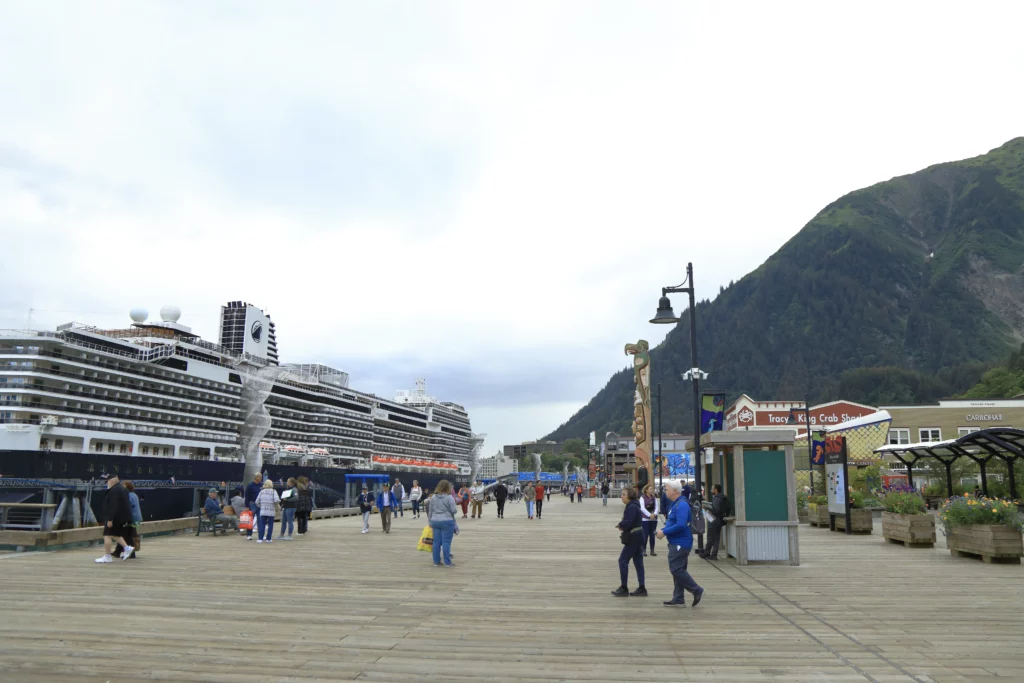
left=649, top=295, right=679, bottom=324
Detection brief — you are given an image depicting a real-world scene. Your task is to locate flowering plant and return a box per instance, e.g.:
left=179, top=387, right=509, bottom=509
left=882, top=482, right=919, bottom=495
left=882, top=490, right=926, bottom=515
left=939, top=495, right=1024, bottom=535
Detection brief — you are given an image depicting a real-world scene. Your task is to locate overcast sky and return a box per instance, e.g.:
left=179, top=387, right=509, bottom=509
left=1, top=1, right=1022, bottom=455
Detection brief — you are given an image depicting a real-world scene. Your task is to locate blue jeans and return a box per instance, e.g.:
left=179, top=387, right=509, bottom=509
left=411, top=499, right=420, bottom=515
left=247, top=502, right=259, bottom=537
left=280, top=508, right=295, bottom=537
left=257, top=514, right=274, bottom=540
left=643, top=519, right=658, bottom=552
left=431, top=519, right=455, bottom=565
left=525, top=500, right=534, bottom=518
left=668, top=544, right=702, bottom=602
left=395, top=499, right=404, bottom=517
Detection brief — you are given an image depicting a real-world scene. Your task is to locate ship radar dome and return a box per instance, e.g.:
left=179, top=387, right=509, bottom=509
left=159, top=305, right=182, bottom=323
left=129, top=308, right=149, bottom=323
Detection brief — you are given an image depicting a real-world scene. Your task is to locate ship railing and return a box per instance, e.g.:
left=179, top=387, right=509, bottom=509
left=0, top=502, right=56, bottom=531
left=0, top=417, right=238, bottom=444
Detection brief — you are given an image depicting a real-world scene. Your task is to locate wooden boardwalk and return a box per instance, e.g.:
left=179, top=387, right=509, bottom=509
left=1, top=496, right=1022, bottom=682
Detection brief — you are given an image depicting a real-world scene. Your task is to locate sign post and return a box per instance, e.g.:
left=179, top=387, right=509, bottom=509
left=824, top=435, right=852, bottom=535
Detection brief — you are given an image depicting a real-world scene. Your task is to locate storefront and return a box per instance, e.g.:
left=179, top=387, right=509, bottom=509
left=880, top=399, right=1024, bottom=445
left=725, top=395, right=878, bottom=436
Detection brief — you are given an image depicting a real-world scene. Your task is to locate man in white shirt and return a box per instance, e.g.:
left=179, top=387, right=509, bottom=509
left=470, top=481, right=485, bottom=519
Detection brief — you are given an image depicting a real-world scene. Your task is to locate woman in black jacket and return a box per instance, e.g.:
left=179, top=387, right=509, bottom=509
left=612, top=486, right=646, bottom=597
left=296, top=477, right=313, bottom=536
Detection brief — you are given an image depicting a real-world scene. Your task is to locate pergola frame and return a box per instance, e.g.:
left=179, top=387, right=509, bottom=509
left=874, top=428, right=1024, bottom=499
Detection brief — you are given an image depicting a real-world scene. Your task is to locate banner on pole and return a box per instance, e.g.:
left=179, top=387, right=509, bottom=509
left=700, top=392, right=726, bottom=434
left=824, top=435, right=847, bottom=515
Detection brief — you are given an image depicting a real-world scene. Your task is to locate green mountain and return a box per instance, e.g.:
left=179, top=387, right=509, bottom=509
left=547, top=138, right=1024, bottom=441
left=962, top=343, right=1024, bottom=399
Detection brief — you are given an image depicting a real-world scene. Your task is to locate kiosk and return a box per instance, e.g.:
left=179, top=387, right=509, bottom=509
left=698, top=429, right=799, bottom=566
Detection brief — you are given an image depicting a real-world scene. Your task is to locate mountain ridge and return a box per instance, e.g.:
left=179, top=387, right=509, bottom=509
left=546, top=138, right=1024, bottom=441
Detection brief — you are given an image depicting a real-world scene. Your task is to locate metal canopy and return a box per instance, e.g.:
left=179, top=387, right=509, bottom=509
left=874, top=427, right=1024, bottom=499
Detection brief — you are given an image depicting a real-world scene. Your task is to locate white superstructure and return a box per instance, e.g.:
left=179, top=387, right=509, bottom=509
left=0, top=304, right=473, bottom=471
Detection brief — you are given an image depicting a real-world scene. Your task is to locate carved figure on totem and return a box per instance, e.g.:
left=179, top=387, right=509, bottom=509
left=624, top=340, right=651, bottom=489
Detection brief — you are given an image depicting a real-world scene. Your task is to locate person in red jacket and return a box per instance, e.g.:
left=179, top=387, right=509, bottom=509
left=535, top=483, right=545, bottom=519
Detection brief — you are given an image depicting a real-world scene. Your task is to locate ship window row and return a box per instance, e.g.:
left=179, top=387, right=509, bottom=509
left=264, top=410, right=373, bottom=431
left=4, top=343, right=241, bottom=397
left=9, top=398, right=238, bottom=435
left=13, top=381, right=239, bottom=420
left=24, top=366, right=241, bottom=410
left=9, top=389, right=240, bottom=429
left=2, top=357, right=240, bottom=404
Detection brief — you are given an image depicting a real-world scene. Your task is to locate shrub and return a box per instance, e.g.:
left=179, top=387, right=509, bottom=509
left=939, top=495, right=1024, bottom=535
left=810, top=495, right=828, bottom=506
left=849, top=490, right=865, bottom=509
left=882, top=491, right=926, bottom=515
left=797, top=490, right=809, bottom=511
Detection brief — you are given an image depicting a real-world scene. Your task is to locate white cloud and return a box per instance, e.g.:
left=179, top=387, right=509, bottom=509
left=1, top=1, right=1022, bottom=454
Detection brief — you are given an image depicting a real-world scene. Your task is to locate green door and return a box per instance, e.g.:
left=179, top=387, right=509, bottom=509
left=742, top=449, right=789, bottom=522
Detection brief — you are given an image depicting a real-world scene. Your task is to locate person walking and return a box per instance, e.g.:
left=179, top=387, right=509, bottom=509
left=392, top=479, right=405, bottom=520
left=523, top=482, right=536, bottom=519
left=657, top=480, right=705, bottom=607
left=601, top=481, right=610, bottom=506
left=698, top=484, right=729, bottom=560
left=576, top=484, right=584, bottom=502
left=535, top=482, right=545, bottom=519
left=493, top=480, right=508, bottom=519
left=640, top=484, right=660, bottom=557
left=376, top=485, right=393, bottom=533
left=410, top=480, right=423, bottom=519
left=546, top=485, right=551, bottom=502
left=255, top=480, right=280, bottom=543
left=95, top=474, right=134, bottom=563
left=296, top=477, right=313, bottom=536
left=280, top=477, right=298, bottom=540
left=358, top=484, right=374, bottom=533
left=611, top=486, right=647, bottom=597
left=428, top=480, right=458, bottom=567
left=569, top=486, right=575, bottom=503
left=470, top=481, right=485, bottom=519
left=244, top=473, right=264, bottom=541
left=122, top=480, right=143, bottom=559
left=455, top=485, right=469, bottom=518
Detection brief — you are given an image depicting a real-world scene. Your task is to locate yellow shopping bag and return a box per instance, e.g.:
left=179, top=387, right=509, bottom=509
left=417, top=525, right=434, bottom=552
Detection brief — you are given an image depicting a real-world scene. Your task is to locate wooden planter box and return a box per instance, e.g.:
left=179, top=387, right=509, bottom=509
left=798, top=509, right=809, bottom=523
left=947, top=524, right=1023, bottom=564
left=807, top=503, right=830, bottom=527
left=833, top=508, right=872, bottom=533
left=882, top=511, right=935, bottom=548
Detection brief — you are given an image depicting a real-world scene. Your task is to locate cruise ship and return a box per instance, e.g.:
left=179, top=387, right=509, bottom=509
left=0, top=302, right=475, bottom=478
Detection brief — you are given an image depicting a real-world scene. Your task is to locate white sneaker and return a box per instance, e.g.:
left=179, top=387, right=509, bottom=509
left=121, top=546, right=134, bottom=561
left=266, top=539, right=272, bottom=543
left=361, top=529, right=367, bottom=534
left=256, top=539, right=263, bottom=544
left=246, top=535, right=252, bottom=540
left=95, top=555, right=113, bottom=563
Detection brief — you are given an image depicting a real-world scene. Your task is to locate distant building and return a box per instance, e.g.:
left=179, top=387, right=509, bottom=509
left=503, top=440, right=561, bottom=460
left=602, top=432, right=692, bottom=484
left=478, top=451, right=518, bottom=479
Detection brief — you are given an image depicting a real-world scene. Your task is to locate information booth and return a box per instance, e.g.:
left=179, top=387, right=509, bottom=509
left=699, top=429, right=799, bottom=566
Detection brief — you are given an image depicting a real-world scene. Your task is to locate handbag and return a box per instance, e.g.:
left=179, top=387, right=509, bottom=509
left=417, top=525, right=434, bottom=551
left=620, top=526, right=642, bottom=545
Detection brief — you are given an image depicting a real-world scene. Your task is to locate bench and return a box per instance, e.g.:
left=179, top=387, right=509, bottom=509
left=195, top=509, right=229, bottom=536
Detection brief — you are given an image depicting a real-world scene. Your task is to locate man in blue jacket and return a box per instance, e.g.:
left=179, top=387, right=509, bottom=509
left=375, top=487, right=393, bottom=534
left=656, top=480, right=705, bottom=608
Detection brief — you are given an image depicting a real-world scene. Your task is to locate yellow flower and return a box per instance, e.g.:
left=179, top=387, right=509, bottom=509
left=992, top=508, right=998, bottom=513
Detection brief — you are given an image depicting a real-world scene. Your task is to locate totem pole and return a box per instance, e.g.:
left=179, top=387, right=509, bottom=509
left=624, top=340, right=652, bottom=491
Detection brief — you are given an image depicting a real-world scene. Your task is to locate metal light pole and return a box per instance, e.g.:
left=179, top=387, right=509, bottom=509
left=650, top=262, right=706, bottom=552
left=805, top=396, right=814, bottom=496
left=656, top=383, right=664, bottom=492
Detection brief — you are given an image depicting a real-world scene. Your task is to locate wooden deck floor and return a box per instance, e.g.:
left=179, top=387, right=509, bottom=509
left=0, top=497, right=1021, bottom=682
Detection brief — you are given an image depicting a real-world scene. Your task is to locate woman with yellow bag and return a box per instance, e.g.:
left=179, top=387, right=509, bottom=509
left=427, top=480, right=458, bottom=567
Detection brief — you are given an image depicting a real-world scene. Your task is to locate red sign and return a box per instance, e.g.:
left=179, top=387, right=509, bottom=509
left=753, top=402, right=876, bottom=428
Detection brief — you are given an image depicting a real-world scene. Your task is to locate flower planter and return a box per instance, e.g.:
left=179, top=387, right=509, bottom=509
left=807, top=503, right=830, bottom=527
left=833, top=508, right=872, bottom=533
left=797, top=509, right=809, bottom=523
left=882, top=511, right=935, bottom=548
left=947, top=524, right=1023, bottom=564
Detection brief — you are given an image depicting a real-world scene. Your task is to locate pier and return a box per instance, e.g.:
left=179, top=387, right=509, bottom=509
left=1, top=496, right=1022, bottom=682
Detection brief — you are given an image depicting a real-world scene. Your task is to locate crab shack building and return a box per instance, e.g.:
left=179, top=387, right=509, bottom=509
left=725, top=395, right=878, bottom=439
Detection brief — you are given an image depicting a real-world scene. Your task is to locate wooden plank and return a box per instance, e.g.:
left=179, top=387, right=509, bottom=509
left=0, top=496, right=1022, bottom=681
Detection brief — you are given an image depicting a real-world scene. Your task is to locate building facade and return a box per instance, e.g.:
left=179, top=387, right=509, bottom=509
left=726, top=395, right=878, bottom=439
left=880, top=399, right=1024, bottom=445
left=478, top=451, right=518, bottom=479
left=602, top=432, right=691, bottom=485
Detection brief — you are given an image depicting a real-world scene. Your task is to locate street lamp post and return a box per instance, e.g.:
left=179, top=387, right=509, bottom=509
left=650, top=262, right=705, bottom=552
left=656, top=383, right=664, bottom=492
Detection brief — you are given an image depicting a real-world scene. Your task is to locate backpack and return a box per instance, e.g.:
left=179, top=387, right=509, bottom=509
left=689, top=500, right=706, bottom=535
